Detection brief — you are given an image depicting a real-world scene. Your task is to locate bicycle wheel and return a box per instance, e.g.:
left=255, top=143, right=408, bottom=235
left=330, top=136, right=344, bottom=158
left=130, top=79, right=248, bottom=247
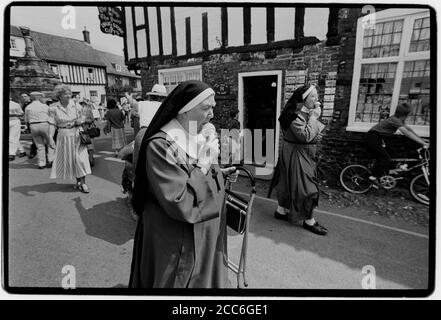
left=340, top=164, right=372, bottom=194
left=409, top=174, right=429, bottom=206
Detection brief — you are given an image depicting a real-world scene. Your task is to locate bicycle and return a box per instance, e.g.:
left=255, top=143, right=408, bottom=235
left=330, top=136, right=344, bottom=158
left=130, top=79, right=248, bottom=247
left=339, top=147, right=430, bottom=205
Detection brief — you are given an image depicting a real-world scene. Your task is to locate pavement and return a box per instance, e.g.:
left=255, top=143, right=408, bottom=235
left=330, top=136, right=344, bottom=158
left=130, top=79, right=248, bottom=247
left=5, top=121, right=430, bottom=291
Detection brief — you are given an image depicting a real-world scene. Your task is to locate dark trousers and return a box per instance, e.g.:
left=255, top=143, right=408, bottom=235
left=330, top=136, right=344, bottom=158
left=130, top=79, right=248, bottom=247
left=365, top=131, right=391, bottom=178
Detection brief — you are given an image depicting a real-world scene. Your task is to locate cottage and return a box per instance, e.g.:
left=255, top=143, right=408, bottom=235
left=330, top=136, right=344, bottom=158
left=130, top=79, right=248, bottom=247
left=10, top=26, right=107, bottom=103
left=121, top=5, right=432, bottom=183
left=96, top=49, right=142, bottom=100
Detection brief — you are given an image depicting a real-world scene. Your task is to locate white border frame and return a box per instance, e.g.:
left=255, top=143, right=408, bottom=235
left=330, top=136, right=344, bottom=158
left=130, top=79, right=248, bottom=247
left=347, top=8, right=430, bottom=137
left=238, top=70, right=283, bottom=167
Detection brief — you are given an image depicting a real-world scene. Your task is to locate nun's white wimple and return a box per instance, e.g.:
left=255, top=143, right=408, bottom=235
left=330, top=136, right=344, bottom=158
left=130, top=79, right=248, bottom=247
left=302, top=85, right=315, bottom=100
left=178, top=88, right=215, bottom=114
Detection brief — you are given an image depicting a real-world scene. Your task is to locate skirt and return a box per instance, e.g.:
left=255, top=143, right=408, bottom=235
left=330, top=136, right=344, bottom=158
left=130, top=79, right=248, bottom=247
left=50, top=128, right=91, bottom=179
left=111, top=127, right=127, bottom=150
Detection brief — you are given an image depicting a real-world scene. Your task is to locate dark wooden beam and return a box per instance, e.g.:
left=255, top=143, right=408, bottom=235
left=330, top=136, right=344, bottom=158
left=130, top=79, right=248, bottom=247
left=326, top=7, right=341, bottom=46
left=131, top=7, right=139, bottom=60
left=170, top=7, right=177, bottom=56
left=294, top=7, right=305, bottom=40
left=156, top=7, right=163, bottom=56
left=121, top=7, right=129, bottom=64
left=202, top=12, right=208, bottom=51
left=267, top=7, right=275, bottom=43
left=243, top=7, right=251, bottom=45
left=126, top=37, right=320, bottom=67
left=221, top=7, right=228, bottom=47
left=143, top=7, right=151, bottom=57
left=185, top=17, right=191, bottom=55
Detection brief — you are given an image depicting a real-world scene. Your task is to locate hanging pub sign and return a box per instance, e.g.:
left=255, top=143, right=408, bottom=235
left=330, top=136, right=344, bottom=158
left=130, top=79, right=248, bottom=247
left=98, top=7, right=124, bottom=37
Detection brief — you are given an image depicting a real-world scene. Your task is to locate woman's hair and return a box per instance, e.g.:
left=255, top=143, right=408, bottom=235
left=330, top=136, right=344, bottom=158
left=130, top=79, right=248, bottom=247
left=107, top=99, right=117, bottom=109
left=53, top=85, right=72, bottom=99
left=394, top=103, right=412, bottom=118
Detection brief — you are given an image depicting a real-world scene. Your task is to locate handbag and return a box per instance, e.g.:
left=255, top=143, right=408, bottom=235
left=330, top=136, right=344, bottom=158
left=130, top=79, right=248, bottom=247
left=225, top=190, right=248, bottom=234
left=86, top=122, right=100, bottom=138
left=79, top=130, right=92, bottom=145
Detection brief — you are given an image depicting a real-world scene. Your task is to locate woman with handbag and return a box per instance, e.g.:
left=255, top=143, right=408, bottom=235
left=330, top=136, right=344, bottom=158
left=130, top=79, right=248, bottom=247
left=104, top=99, right=127, bottom=156
left=80, top=101, right=99, bottom=167
left=48, top=85, right=91, bottom=193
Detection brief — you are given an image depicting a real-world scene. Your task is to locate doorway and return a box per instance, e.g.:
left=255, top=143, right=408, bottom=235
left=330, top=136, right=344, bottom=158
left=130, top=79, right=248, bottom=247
left=238, top=71, right=282, bottom=169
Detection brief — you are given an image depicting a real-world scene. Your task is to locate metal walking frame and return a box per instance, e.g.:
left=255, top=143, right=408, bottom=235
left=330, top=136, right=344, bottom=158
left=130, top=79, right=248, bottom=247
left=221, top=166, right=256, bottom=288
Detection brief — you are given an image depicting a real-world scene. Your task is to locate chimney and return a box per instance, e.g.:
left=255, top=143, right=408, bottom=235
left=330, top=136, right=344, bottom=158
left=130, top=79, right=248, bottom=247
left=19, top=26, right=37, bottom=58
left=82, top=27, right=90, bottom=44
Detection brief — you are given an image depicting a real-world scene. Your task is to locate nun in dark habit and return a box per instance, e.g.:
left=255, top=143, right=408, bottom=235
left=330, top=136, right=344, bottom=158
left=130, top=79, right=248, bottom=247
left=274, top=84, right=328, bottom=236
left=129, top=80, right=236, bottom=288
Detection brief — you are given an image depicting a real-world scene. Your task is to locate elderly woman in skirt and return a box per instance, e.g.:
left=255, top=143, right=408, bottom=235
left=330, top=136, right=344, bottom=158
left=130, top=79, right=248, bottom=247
left=105, top=99, right=126, bottom=156
left=48, top=85, right=91, bottom=193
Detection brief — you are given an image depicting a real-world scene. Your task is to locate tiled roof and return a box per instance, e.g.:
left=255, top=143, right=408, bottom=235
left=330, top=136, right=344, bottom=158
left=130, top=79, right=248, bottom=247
left=26, top=28, right=105, bottom=67
left=10, top=25, right=22, bottom=37
left=96, top=50, right=140, bottom=78
left=10, top=26, right=137, bottom=76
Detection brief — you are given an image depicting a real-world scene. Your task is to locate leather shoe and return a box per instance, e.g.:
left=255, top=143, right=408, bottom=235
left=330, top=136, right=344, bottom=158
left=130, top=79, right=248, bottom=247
left=274, top=211, right=288, bottom=221
left=79, top=184, right=90, bottom=193
left=9, top=155, right=15, bottom=161
left=46, top=162, right=53, bottom=168
left=18, top=152, right=26, bottom=158
left=38, top=166, right=45, bottom=169
left=303, top=221, right=328, bottom=236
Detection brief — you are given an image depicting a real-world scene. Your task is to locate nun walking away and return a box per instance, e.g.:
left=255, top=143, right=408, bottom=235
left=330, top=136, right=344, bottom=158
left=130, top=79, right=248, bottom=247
left=129, top=80, right=236, bottom=288
left=274, top=84, right=328, bottom=236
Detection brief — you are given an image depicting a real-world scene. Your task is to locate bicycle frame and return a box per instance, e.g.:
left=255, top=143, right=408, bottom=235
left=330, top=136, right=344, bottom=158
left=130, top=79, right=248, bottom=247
left=388, top=148, right=429, bottom=183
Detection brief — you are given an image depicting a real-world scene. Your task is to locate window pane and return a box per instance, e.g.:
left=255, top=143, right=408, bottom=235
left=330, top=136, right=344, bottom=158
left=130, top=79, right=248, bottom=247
left=410, top=17, right=430, bottom=52
left=392, top=32, right=401, bottom=44
left=356, top=63, right=397, bottom=123
left=393, top=20, right=403, bottom=32
left=399, top=60, right=430, bottom=125
left=420, top=28, right=430, bottom=40
left=374, top=23, right=384, bottom=35
left=411, top=29, right=420, bottom=41
left=381, top=34, right=392, bottom=45
left=383, top=22, right=393, bottom=34
left=362, top=20, right=402, bottom=58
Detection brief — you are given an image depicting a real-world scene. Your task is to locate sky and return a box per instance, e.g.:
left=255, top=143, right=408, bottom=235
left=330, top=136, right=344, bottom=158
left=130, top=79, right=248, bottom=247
left=10, top=5, right=124, bottom=56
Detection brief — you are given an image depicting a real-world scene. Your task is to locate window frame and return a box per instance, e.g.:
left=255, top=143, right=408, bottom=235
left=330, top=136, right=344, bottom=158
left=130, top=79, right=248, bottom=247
left=158, top=65, right=203, bottom=93
left=10, top=38, right=17, bottom=50
left=347, top=8, right=430, bottom=137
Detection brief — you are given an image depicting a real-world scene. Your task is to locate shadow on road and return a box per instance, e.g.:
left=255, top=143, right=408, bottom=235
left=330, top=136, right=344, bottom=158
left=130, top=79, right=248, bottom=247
left=73, top=196, right=136, bottom=245
left=12, top=182, right=78, bottom=196
left=8, top=162, right=44, bottom=170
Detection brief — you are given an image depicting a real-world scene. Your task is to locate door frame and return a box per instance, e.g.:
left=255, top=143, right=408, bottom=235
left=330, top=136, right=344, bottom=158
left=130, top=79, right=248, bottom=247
left=238, top=70, right=283, bottom=167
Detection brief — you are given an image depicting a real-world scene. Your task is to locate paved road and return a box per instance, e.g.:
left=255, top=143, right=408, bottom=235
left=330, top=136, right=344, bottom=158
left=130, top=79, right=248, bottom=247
left=6, top=123, right=430, bottom=291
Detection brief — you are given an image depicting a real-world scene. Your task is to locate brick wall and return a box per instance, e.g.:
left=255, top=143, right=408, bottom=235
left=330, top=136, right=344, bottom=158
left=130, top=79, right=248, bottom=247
left=138, top=7, right=424, bottom=186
